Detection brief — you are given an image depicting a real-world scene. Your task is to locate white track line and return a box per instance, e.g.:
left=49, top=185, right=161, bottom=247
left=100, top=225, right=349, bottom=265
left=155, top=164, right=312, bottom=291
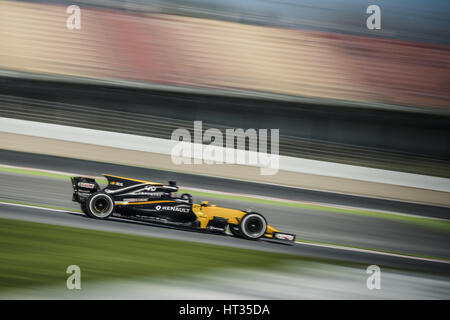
left=0, top=201, right=83, bottom=215
left=0, top=200, right=449, bottom=266
left=295, top=240, right=450, bottom=265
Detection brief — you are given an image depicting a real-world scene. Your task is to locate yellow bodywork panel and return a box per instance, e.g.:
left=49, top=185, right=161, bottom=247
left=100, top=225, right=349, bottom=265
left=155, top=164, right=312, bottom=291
left=192, top=204, right=279, bottom=236
left=192, top=204, right=243, bottom=228
left=264, top=225, right=280, bottom=237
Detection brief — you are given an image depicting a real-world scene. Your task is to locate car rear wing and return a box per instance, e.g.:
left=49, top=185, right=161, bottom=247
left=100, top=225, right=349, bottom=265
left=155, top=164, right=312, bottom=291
left=71, top=176, right=100, bottom=203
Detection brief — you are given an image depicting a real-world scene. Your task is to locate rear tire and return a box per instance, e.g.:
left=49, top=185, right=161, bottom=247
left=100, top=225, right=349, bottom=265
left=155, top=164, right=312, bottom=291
left=80, top=203, right=88, bottom=215
left=238, top=213, right=267, bottom=240
left=85, top=192, right=114, bottom=219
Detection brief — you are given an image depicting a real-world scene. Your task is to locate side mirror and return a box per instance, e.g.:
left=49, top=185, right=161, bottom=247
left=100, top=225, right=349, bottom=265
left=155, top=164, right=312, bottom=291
left=201, top=201, right=209, bottom=206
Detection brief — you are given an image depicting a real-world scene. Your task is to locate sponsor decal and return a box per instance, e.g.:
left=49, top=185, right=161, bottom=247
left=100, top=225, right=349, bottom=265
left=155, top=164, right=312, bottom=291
left=144, top=186, right=157, bottom=192
left=156, top=205, right=190, bottom=213
left=123, top=198, right=148, bottom=202
left=123, top=192, right=164, bottom=197
left=110, top=181, right=124, bottom=187
left=147, top=192, right=164, bottom=197
left=274, top=233, right=295, bottom=241
left=78, top=182, right=94, bottom=189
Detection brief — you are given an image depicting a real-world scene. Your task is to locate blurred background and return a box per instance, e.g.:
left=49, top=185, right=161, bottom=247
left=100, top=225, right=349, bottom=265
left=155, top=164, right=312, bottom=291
left=1, top=0, right=450, bottom=107
left=0, top=0, right=449, bottom=299
left=0, top=0, right=449, bottom=176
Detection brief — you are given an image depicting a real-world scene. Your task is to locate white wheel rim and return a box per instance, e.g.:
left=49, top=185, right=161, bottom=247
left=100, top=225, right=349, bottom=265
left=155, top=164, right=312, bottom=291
left=89, top=194, right=113, bottom=218
left=241, top=214, right=266, bottom=239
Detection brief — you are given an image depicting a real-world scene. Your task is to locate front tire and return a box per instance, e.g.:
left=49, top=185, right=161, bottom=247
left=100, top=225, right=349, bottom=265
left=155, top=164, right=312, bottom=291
left=238, top=213, right=267, bottom=240
left=85, top=192, right=114, bottom=219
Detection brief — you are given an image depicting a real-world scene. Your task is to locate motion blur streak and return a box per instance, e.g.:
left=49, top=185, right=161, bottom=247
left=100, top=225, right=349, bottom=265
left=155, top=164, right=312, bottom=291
left=0, top=0, right=449, bottom=108
left=3, top=262, right=450, bottom=299
left=1, top=0, right=449, bottom=300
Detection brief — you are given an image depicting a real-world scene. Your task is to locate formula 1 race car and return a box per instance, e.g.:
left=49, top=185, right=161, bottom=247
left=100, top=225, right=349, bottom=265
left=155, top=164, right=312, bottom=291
left=71, top=174, right=296, bottom=243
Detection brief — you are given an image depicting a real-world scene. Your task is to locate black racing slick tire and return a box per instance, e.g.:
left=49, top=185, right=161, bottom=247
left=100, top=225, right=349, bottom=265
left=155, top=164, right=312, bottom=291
left=85, top=192, right=114, bottom=219
left=80, top=203, right=88, bottom=215
left=238, top=212, right=267, bottom=240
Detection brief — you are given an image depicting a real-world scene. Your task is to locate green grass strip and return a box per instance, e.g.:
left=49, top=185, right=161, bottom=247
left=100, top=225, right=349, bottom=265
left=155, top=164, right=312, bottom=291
left=0, top=166, right=108, bottom=184
left=0, top=216, right=310, bottom=292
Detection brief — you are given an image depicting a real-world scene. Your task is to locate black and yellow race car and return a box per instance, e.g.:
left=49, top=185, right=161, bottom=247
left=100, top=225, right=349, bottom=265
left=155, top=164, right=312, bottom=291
left=71, top=174, right=295, bottom=243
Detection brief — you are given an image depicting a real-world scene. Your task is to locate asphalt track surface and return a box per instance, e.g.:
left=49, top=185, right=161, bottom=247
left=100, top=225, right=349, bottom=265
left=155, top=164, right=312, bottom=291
left=0, top=151, right=449, bottom=275
left=1, top=150, right=449, bottom=219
